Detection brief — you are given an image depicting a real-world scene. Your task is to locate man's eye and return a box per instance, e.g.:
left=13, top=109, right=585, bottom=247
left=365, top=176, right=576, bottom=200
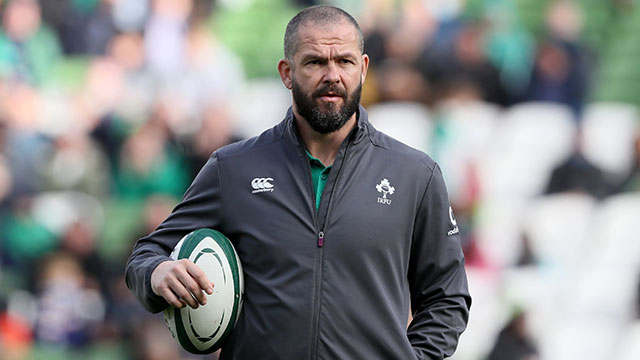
left=340, top=59, right=353, bottom=64
left=307, top=60, right=320, bottom=65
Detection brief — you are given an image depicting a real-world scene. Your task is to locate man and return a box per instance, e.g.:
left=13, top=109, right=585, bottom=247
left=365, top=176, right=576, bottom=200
left=126, top=6, right=471, bottom=359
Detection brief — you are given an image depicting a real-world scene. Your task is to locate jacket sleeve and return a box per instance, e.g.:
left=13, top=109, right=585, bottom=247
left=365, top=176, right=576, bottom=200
left=407, top=163, right=471, bottom=359
left=125, top=153, right=224, bottom=313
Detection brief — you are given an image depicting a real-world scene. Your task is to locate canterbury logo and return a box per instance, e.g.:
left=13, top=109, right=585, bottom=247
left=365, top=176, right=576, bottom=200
left=251, top=177, right=275, bottom=194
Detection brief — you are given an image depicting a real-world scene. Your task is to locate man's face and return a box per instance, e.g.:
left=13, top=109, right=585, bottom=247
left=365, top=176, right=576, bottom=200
left=280, top=21, right=369, bottom=134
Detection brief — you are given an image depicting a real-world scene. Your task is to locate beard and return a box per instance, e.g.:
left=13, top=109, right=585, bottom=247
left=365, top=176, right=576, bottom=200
left=292, top=78, right=362, bottom=134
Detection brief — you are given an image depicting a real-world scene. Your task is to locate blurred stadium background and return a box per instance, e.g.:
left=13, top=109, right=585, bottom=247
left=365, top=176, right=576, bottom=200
left=1, top=0, right=640, bottom=359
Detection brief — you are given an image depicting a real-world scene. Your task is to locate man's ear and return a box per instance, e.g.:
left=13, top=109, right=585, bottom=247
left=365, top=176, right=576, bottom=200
left=360, top=54, right=369, bottom=85
left=278, top=59, right=293, bottom=90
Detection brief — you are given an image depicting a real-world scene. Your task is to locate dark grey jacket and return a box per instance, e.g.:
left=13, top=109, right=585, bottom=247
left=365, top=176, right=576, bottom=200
left=125, top=105, right=471, bottom=359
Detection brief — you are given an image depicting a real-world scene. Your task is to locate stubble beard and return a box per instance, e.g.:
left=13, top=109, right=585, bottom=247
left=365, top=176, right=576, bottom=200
left=292, top=77, right=362, bottom=134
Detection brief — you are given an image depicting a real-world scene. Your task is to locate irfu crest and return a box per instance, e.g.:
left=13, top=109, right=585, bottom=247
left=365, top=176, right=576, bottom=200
left=376, top=179, right=395, bottom=205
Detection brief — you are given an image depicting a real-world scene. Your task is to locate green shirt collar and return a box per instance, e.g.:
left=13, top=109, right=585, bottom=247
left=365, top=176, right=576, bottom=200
left=306, top=151, right=332, bottom=211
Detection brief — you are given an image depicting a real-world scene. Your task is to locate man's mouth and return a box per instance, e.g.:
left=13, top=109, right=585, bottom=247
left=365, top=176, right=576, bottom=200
left=317, top=92, right=344, bottom=102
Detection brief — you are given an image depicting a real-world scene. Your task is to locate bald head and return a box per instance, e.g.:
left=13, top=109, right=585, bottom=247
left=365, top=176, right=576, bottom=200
left=284, top=5, right=364, bottom=61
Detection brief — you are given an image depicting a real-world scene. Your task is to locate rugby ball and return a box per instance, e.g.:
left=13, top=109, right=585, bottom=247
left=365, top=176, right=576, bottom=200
left=163, top=229, right=244, bottom=354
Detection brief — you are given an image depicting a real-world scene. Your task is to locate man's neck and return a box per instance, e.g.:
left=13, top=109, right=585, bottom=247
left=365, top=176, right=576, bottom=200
left=293, top=112, right=357, bottom=166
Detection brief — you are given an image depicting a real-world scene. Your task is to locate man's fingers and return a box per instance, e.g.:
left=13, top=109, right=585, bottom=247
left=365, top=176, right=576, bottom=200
left=176, top=269, right=208, bottom=306
left=158, top=285, right=185, bottom=308
left=168, top=276, right=199, bottom=309
left=185, top=261, right=215, bottom=295
left=150, top=259, right=214, bottom=309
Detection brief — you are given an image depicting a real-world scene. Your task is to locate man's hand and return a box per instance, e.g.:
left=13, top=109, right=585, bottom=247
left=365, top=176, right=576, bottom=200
left=151, top=260, right=214, bottom=309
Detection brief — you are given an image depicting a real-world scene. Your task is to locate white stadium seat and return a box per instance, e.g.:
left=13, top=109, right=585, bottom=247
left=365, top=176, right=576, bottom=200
left=499, top=267, right=563, bottom=348
left=367, top=101, right=433, bottom=154
left=31, top=191, right=104, bottom=236
left=538, top=194, right=640, bottom=360
left=588, top=193, right=640, bottom=268
left=475, top=198, right=529, bottom=267
left=616, top=321, right=640, bottom=360
left=478, top=102, right=578, bottom=201
left=432, top=101, right=500, bottom=160
left=541, top=316, right=623, bottom=360
left=230, top=78, right=291, bottom=138
left=581, top=102, right=639, bottom=177
left=523, top=193, right=596, bottom=270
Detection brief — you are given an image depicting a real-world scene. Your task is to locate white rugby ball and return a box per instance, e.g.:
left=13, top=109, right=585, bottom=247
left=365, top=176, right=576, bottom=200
left=163, top=229, right=244, bottom=354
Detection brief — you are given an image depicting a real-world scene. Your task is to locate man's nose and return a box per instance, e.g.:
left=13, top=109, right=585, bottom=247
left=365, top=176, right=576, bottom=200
left=323, top=62, right=341, bottom=84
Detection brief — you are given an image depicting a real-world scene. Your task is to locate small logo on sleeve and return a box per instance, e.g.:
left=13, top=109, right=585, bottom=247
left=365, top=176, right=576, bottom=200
left=448, top=206, right=459, bottom=236
left=376, top=178, right=395, bottom=205
left=251, top=177, right=274, bottom=193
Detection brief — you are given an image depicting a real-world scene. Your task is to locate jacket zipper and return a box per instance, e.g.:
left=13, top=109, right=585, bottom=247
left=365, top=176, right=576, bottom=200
left=309, top=139, right=352, bottom=359
left=303, top=138, right=323, bottom=360
left=309, top=231, right=324, bottom=359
